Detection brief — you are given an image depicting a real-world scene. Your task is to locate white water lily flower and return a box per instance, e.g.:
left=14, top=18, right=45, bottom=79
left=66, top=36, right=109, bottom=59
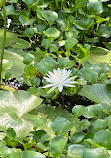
left=43, top=68, right=78, bottom=93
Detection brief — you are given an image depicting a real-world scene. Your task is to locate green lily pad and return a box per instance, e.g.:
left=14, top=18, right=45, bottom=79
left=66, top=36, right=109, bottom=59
left=0, top=90, right=42, bottom=137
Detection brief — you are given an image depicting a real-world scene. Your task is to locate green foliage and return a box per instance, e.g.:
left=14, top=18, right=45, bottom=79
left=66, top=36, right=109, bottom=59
left=0, top=0, right=111, bottom=157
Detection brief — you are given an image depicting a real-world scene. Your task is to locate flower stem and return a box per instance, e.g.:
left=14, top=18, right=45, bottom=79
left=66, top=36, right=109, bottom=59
left=61, top=92, right=65, bottom=108
left=0, top=3, right=7, bottom=86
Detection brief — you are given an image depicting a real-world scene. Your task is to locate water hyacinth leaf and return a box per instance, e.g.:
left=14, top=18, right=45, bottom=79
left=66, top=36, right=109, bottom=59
left=65, top=38, right=78, bottom=51
left=79, top=83, right=111, bottom=103
left=84, top=36, right=99, bottom=43
left=41, top=10, right=58, bottom=26
left=43, top=27, right=60, bottom=41
left=21, top=150, right=46, bottom=158
left=98, top=24, right=111, bottom=38
left=52, top=117, right=72, bottom=135
left=0, top=90, right=42, bottom=137
left=25, top=28, right=34, bottom=38
left=74, top=0, right=88, bottom=10
left=10, top=0, right=18, bottom=3
left=73, top=18, right=93, bottom=30
left=34, top=130, right=49, bottom=143
left=65, top=28, right=79, bottom=39
left=35, top=56, right=57, bottom=76
left=49, top=136, right=67, bottom=157
left=72, top=105, right=85, bottom=117
left=71, top=132, right=86, bottom=144
left=82, top=68, right=98, bottom=83
left=83, top=147, right=110, bottom=158
left=22, top=53, right=35, bottom=65
left=34, top=23, right=47, bottom=34
left=93, top=130, right=111, bottom=149
left=68, top=144, right=85, bottom=158
left=87, top=1, right=103, bottom=15
left=49, top=42, right=59, bottom=52
left=41, top=39, right=51, bottom=50
left=19, top=15, right=35, bottom=25
left=4, top=5, right=16, bottom=15
left=57, top=20, right=69, bottom=31
left=58, top=57, right=75, bottom=69
left=93, top=119, right=107, bottom=131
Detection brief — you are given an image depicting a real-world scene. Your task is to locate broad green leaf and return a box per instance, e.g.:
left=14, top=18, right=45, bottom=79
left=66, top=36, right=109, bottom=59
left=79, top=83, right=111, bottom=103
left=34, top=130, right=49, bottom=143
left=34, top=23, right=47, bottom=34
left=2, top=59, right=13, bottom=71
left=93, top=119, right=107, bottom=131
left=71, top=132, right=86, bottom=144
left=22, top=150, right=46, bottom=158
left=73, top=17, right=94, bottom=30
left=58, top=57, right=75, bottom=69
left=93, top=130, right=111, bottom=149
left=49, top=42, right=59, bottom=52
left=83, top=147, right=110, bottom=158
left=41, top=10, right=58, bottom=26
left=22, top=53, right=35, bottom=65
left=0, top=29, right=31, bottom=49
left=5, top=5, right=16, bottom=15
left=98, top=24, right=111, bottom=38
left=87, top=46, right=111, bottom=63
left=10, top=0, right=18, bottom=3
left=25, top=28, right=34, bottom=38
left=19, top=15, right=35, bottom=25
left=65, top=27, right=79, bottom=39
left=103, top=42, right=111, bottom=50
left=65, top=38, right=78, bottom=51
left=43, top=27, right=60, bottom=41
left=72, top=105, right=85, bottom=117
left=49, top=136, right=67, bottom=157
left=52, top=117, right=71, bottom=135
left=0, top=0, right=5, bottom=7
left=0, top=147, right=21, bottom=158
left=82, top=68, right=98, bottom=83
left=84, top=36, right=99, bottom=43
left=75, top=0, right=88, bottom=10
left=41, top=39, right=51, bottom=49
left=35, top=56, right=57, bottom=76
left=57, top=20, right=69, bottom=31
left=68, top=144, right=85, bottom=158
left=1, top=49, right=25, bottom=77
left=87, top=1, right=103, bottom=15
left=0, top=91, right=42, bottom=137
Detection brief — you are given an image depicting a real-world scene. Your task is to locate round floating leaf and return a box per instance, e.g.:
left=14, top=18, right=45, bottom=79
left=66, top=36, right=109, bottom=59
left=87, top=1, right=103, bottom=15
left=22, top=150, right=46, bottom=158
left=0, top=90, right=42, bottom=137
left=2, top=59, right=13, bottom=71
left=4, top=5, right=16, bottom=15
left=73, top=17, right=94, bottom=30
left=41, top=39, right=51, bottom=49
left=19, top=15, right=35, bottom=25
left=93, top=130, right=111, bottom=149
left=49, top=136, right=67, bottom=158
left=25, top=28, right=34, bottom=38
left=83, top=147, right=109, bottom=158
left=43, top=27, right=60, bottom=41
left=68, top=144, right=85, bottom=158
left=79, top=83, right=111, bottom=103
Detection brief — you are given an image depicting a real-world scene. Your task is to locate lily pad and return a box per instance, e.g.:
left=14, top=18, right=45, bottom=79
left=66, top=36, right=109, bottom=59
left=0, top=90, right=42, bottom=137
